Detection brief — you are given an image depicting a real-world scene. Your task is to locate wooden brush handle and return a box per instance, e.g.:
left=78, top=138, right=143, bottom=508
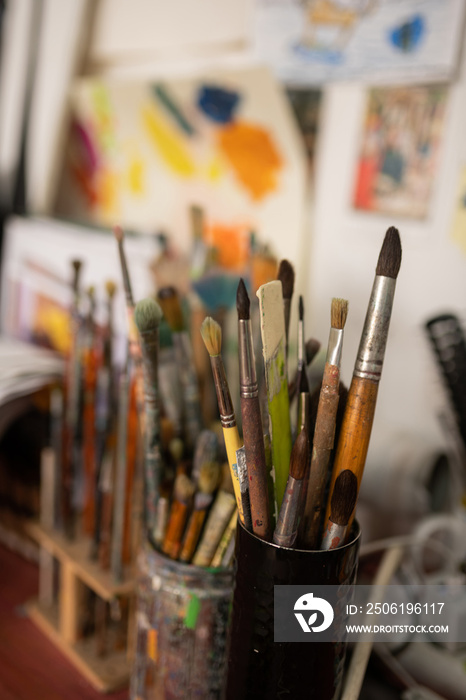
left=324, top=375, right=379, bottom=531
left=241, top=397, right=270, bottom=539
left=300, top=363, right=340, bottom=548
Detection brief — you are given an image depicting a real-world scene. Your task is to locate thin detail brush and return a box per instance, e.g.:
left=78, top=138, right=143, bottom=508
left=134, top=298, right=164, bottom=540
left=325, top=227, right=402, bottom=535
left=200, top=316, right=244, bottom=523
left=236, top=278, right=270, bottom=539
left=162, top=474, right=196, bottom=559
left=300, top=298, right=348, bottom=548
left=321, top=470, right=357, bottom=550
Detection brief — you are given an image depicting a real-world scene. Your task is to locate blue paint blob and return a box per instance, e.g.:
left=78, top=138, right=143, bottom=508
left=197, top=85, right=240, bottom=124
left=390, top=14, right=425, bottom=53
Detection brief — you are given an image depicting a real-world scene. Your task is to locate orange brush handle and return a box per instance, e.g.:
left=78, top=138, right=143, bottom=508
left=324, top=376, right=379, bottom=531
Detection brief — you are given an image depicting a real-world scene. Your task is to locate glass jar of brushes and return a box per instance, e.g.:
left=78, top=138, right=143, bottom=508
left=130, top=545, right=233, bottom=700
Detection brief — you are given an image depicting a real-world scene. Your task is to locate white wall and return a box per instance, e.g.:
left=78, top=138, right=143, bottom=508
left=307, top=49, right=466, bottom=466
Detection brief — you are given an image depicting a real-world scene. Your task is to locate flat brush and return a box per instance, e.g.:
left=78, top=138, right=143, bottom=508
left=210, top=509, right=237, bottom=568
left=325, top=227, right=402, bottom=534
left=257, top=281, right=292, bottom=517
left=179, top=461, right=220, bottom=562
left=321, top=470, right=357, bottom=550
left=277, top=259, right=295, bottom=360
left=236, top=278, right=270, bottom=539
left=63, top=258, right=83, bottom=538
left=300, top=297, right=348, bottom=548
left=158, top=286, right=202, bottom=453
left=162, top=473, right=196, bottom=559
left=273, top=427, right=310, bottom=548
left=200, top=316, right=244, bottom=523
left=134, top=298, right=164, bottom=540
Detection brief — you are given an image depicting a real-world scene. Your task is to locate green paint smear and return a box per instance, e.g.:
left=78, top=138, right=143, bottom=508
left=185, top=594, right=201, bottom=630
left=267, top=349, right=292, bottom=512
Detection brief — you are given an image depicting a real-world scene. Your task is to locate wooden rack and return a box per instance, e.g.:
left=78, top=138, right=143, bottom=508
left=25, top=521, right=135, bottom=693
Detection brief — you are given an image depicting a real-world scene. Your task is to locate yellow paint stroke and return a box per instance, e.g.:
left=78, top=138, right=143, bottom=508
left=127, top=153, right=145, bottom=195
left=142, top=103, right=195, bottom=177
left=205, top=153, right=224, bottom=182
left=217, top=121, right=283, bottom=201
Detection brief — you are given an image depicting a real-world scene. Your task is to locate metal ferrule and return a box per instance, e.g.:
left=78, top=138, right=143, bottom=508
left=211, top=357, right=236, bottom=428
left=273, top=477, right=302, bottom=547
left=326, top=328, right=344, bottom=367
left=354, top=275, right=396, bottom=381
left=321, top=521, right=345, bottom=550
left=238, top=320, right=258, bottom=398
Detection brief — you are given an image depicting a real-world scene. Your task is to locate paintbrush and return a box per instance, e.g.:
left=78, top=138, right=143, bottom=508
left=162, top=473, right=196, bottom=559
left=296, top=295, right=310, bottom=429
left=92, top=281, right=116, bottom=560
left=98, top=448, right=114, bottom=570
left=257, top=280, right=292, bottom=517
left=63, top=258, right=83, bottom=538
left=113, top=226, right=140, bottom=359
left=288, top=338, right=321, bottom=401
left=273, top=427, right=310, bottom=548
left=179, top=461, right=220, bottom=562
left=158, top=286, right=202, bottom=453
left=110, top=368, right=129, bottom=582
left=321, top=470, right=357, bottom=550
left=325, top=227, right=402, bottom=533
left=192, top=489, right=236, bottom=567
left=82, top=286, right=98, bottom=536
left=236, top=278, right=270, bottom=539
left=200, top=316, right=244, bottom=523
left=191, top=429, right=219, bottom=484
left=134, top=298, right=164, bottom=540
left=299, top=297, right=348, bottom=548
left=277, top=259, right=295, bottom=361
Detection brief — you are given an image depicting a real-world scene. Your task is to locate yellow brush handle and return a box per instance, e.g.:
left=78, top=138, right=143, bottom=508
left=223, top=426, right=244, bottom=523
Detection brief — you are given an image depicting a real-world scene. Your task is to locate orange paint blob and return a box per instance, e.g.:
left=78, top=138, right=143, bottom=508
left=206, top=223, right=250, bottom=271
left=217, top=122, right=282, bottom=201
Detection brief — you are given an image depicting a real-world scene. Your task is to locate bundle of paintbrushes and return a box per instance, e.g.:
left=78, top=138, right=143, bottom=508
left=197, top=226, right=402, bottom=551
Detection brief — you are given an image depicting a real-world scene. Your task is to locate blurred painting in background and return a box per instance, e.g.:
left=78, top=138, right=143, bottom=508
left=353, top=84, right=448, bottom=219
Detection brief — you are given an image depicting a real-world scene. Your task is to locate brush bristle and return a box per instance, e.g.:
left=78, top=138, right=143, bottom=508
left=376, top=226, right=402, bottom=279
left=198, top=462, right=220, bottom=494
left=105, top=280, right=117, bottom=298
left=113, top=225, right=124, bottom=243
left=169, top=437, right=184, bottom=464
left=277, top=259, right=295, bottom=300
left=289, top=427, right=310, bottom=481
left=330, top=469, right=358, bottom=526
left=299, top=295, right=304, bottom=321
left=200, top=316, right=221, bottom=356
left=134, top=297, right=163, bottom=333
left=236, top=278, right=250, bottom=320
left=174, top=473, right=196, bottom=503
left=331, top=298, right=348, bottom=330
left=157, top=286, right=184, bottom=332
left=305, top=338, right=321, bottom=365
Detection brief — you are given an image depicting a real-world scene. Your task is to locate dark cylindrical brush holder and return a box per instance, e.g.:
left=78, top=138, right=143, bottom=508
left=225, top=520, right=361, bottom=700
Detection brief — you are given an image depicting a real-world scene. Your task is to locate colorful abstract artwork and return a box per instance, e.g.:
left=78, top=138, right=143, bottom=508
left=56, top=66, right=306, bottom=264
left=353, top=84, right=448, bottom=219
